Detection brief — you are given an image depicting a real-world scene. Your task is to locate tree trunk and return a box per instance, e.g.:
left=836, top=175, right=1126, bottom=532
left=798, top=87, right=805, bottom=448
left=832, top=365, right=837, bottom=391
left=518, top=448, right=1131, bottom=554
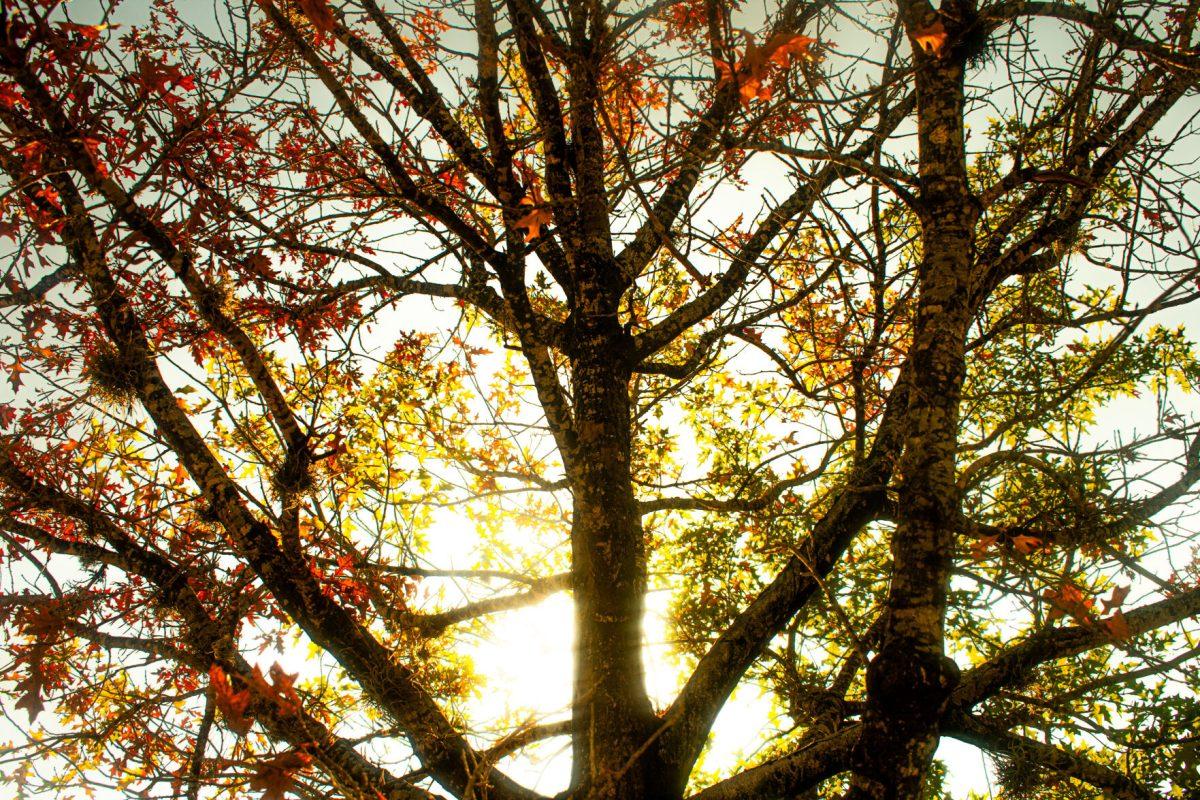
left=568, top=297, right=662, bottom=800
left=850, top=5, right=977, bottom=796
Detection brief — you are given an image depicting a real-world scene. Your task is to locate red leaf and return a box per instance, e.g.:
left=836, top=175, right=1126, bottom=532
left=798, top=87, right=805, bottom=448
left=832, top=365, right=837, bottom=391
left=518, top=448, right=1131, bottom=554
left=0, top=82, right=27, bottom=109
left=61, top=23, right=109, bottom=42
left=296, top=0, right=336, bottom=34
left=15, top=141, right=47, bottom=172
left=249, top=750, right=314, bottom=800
left=210, top=665, right=254, bottom=736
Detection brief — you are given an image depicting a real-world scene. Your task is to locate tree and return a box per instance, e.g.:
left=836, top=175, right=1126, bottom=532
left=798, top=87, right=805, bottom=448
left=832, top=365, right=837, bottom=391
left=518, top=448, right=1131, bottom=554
left=1, top=0, right=1199, bottom=797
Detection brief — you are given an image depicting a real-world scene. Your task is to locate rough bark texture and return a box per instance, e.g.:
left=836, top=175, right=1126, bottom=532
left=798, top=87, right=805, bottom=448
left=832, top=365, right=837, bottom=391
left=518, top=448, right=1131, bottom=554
left=849, top=3, right=977, bottom=796
left=568, top=298, right=661, bottom=798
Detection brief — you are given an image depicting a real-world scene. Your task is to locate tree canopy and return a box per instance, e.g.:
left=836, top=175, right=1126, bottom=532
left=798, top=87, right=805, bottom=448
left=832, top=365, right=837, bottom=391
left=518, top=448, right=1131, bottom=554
left=1, top=0, right=1200, bottom=798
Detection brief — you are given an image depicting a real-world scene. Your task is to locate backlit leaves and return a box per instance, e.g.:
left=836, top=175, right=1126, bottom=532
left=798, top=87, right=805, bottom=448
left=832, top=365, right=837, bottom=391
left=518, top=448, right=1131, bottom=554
left=912, top=20, right=947, bottom=56
left=295, top=0, right=336, bottom=34
left=210, top=666, right=254, bottom=736
left=714, top=30, right=816, bottom=107
left=250, top=749, right=314, bottom=800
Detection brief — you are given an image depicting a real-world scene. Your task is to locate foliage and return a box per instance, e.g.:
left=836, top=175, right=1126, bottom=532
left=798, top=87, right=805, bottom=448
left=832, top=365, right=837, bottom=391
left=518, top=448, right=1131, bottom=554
left=1, top=1, right=1199, bottom=799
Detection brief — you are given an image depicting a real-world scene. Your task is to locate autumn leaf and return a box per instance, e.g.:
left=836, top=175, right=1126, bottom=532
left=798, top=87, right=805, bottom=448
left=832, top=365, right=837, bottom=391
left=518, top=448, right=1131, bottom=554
left=515, top=197, right=552, bottom=242
left=249, top=663, right=302, bottom=716
left=81, top=138, right=109, bottom=179
left=1043, top=584, right=1094, bottom=625
left=714, top=29, right=817, bottom=107
left=1102, top=584, right=1130, bottom=613
left=14, top=673, right=45, bottom=722
left=61, top=23, right=110, bottom=42
left=763, top=32, right=817, bottom=67
left=15, top=141, right=46, bottom=172
left=296, top=0, right=336, bottom=34
left=0, top=82, right=27, bottom=109
left=1101, top=609, right=1132, bottom=641
left=1010, top=534, right=1043, bottom=554
left=969, top=534, right=999, bottom=560
left=249, top=750, right=314, bottom=800
left=7, top=359, right=27, bottom=390
left=713, top=58, right=735, bottom=87
left=210, top=665, right=254, bottom=736
left=912, top=20, right=947, bottom=56
left=13, top=609, right=57, bottom=724
left=136, top=57, right=197, bottom=99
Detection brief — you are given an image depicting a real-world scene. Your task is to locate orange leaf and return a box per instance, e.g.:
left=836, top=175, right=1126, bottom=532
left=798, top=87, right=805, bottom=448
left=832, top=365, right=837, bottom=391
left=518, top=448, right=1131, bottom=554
left=1102, top=610, right=1132, bottom=641
left=764, top=33, right=816, bottom=67
left=296, top=0, right=335, bottom=34
left=713, top=58, right=736, bottom=88
left=738, top=76, right=769, bottom=106
left=1043, top=583, right=1094, bottom=626
left=714, top=29, right=814, bottom=108
left=1102, top=584, right=1130, bottom=613
left=1010, top=534, right=1042, bottom=554
left=969, top=534, right=999, bottom=560
left=912, top=20, right=947, bottom=56
left=210, top=665, right=254, bottom=736
left=514, top=198, right=553, bottom=242
left=250, top=750, right=314, bottom=800
left=7, top=358, right=27, bottom=390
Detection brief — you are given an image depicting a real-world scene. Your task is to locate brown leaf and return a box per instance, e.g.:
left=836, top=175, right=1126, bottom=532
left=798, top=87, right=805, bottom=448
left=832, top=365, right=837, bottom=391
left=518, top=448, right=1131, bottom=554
left=1102, top=584, right=1130, bottom=613
left=210, top=665, right=254, bottom=736
left=1102, top=610, right=1132, bottom=641
left=14, top=674, right=44, bottom=722
left=250, top=663, right=302, bottom=716
left=1043, top=583, right=1093, bottom=625
left=295, top=0, right=335, bottom=34
left=250, top=750, right=314, bottom=800
left=969, top=534, right=999, bottom=560
left=1010, top=534, right=1043, bottom=554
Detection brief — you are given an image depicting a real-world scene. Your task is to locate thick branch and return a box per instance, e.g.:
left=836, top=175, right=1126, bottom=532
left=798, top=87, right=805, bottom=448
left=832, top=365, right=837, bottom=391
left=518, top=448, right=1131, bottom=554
left=683, top=727, right=857, bottom=800
left=955, top=583, right=1200, bottom=709
left=945, top=712, right=1157, bottom=800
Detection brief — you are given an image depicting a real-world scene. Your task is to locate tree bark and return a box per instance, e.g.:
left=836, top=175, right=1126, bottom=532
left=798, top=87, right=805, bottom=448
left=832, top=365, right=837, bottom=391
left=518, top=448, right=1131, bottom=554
left=568, top=277, right=661, bottom=799
left=850, top=3, right=978, bottom=796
